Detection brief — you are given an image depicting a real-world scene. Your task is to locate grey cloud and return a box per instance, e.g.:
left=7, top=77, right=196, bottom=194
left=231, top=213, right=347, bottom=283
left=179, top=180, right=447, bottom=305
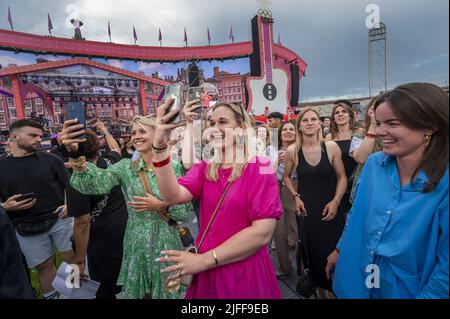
left=1, top=0, right=448, bottom=100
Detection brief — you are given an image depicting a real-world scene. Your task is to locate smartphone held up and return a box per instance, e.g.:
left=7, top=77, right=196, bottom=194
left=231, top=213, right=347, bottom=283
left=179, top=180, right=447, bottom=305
left=163, top=83, right=185, bottom=124
left=63, top=102, right=87, bottom=138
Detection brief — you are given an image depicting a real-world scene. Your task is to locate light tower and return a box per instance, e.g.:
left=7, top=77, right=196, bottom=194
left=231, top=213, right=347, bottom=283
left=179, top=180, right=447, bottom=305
left=368, top=22, right=387, bottom=96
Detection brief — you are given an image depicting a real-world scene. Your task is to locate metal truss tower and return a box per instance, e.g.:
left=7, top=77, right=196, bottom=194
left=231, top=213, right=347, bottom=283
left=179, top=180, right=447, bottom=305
left=369, top=22, right=387, bottom=96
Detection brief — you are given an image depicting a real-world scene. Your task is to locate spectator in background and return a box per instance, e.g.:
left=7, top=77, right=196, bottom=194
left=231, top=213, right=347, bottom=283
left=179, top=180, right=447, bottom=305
left=0, top=119, right=74, bottom=300
left=320, top=117, right=331, bottom=138
left=325, top=101, right=358, bottom=215
left=273, top=120, right=298, bottom=279
left=349, top=97, right=383, bottom=204
left=267, top=112, right=284, bottom=129
left=66, top=122, right=128, bottom=299
left=120, top=135, right=135, bottom=159
left=283, top=108, right=347, bottom=298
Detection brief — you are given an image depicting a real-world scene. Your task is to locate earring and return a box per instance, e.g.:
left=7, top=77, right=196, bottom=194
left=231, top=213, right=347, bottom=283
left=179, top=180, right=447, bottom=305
left=425, top=135, right=431, bottom=146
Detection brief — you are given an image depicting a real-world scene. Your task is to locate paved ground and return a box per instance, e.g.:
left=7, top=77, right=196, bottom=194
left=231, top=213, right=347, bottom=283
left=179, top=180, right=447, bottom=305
left=185, top=209, right=301, bottom=299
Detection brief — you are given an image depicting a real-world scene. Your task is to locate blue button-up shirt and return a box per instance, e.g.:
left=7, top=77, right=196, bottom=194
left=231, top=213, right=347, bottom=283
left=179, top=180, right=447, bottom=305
left=333, top=152, right=449, bottom=299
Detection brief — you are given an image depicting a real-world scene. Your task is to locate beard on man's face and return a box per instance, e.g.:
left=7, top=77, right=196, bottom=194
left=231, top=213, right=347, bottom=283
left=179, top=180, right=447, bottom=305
left=17, top=139, right=40, bottom=153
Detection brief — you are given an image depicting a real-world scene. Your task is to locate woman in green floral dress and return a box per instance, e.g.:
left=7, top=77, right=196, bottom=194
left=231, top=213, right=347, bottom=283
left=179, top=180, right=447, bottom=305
left=61, top=116, right=190, bottom=299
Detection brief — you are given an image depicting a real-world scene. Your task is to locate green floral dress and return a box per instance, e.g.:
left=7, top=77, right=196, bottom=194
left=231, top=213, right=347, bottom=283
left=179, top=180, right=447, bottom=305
left=71, top=158, right=190, bottom=299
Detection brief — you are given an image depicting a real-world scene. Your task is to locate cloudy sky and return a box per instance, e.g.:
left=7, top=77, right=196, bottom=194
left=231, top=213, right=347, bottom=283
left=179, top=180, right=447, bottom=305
left=0, top=0, right=448, bottom=101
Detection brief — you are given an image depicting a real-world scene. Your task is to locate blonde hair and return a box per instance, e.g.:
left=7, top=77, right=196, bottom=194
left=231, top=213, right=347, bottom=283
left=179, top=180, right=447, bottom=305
left=131, top=115, right=156, bottom=129
left=130, top=115, right=157, bottom=169
left=293, top=107, right=323, bottom=167
left=207, top=103, right=253, bottom=182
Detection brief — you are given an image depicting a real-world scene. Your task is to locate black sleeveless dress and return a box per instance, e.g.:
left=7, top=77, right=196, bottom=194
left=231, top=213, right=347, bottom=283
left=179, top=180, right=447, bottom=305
left=335, top=140, right=358, bottom=214
left=296, top=143, right=346, bottom=291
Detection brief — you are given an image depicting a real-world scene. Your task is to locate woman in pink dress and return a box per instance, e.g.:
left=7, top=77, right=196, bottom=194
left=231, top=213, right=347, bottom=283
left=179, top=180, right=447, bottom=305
left=153, top=99, right=282, bottom=299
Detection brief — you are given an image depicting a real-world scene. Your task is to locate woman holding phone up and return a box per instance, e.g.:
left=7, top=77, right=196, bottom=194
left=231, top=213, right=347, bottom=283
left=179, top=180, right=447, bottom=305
left=60, top=116, right=190, bottom=299
left=154, top=98, right=283, bottom=299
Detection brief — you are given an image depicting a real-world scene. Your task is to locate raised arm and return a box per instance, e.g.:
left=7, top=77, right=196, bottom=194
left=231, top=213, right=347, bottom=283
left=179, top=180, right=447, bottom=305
left=60, top=119, right=123, bottom=196
left=180, top=100, right=203, bottom=170
left=352, top=107, right=378, bottom=164
left=152, top=98, right=196, bottom=206
left=96, top=121, right=121, bottom=154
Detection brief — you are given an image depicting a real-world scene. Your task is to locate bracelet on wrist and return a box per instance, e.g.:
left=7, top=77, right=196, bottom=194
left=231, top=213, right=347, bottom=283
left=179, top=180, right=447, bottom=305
left=212, top=249, right=219, bottom=266
left=365, top=132, right=376, bottom=139
left=292, top=193, right=301, bottom=200
left=153, top=156, right=171, bottom=168
left=152, top=144, right=168, bottom=151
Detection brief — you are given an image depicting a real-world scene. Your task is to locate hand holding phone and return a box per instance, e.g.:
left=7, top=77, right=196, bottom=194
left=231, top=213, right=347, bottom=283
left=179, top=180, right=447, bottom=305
left=188, top=87, right=203, bottom=118
left=16, top=193, right=36, bottom=202
left=163, top=83, right=185, bottom=124
left=63, top=102, right=87, bottom=139
left=2, top=194, right=37, bottom=212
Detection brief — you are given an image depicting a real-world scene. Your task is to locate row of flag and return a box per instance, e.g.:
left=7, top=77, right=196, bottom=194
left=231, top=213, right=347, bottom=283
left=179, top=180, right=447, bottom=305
left=124, top=25, right=283, bottom=46
left=128, top=25, right=243, bottom=46
left=6, top=7, right=283, bottom=45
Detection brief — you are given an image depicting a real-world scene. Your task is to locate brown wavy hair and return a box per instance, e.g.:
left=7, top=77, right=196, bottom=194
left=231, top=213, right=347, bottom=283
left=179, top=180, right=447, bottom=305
left=83, top=130, right=100, bottom=161
left=330, top=103, right=356, bottom=140
left=374, top=82, right=449, bottom=193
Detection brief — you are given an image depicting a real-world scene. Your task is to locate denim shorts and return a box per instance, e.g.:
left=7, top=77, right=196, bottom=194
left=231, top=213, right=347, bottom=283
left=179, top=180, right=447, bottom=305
left=16, top=217, right=74, bottom=268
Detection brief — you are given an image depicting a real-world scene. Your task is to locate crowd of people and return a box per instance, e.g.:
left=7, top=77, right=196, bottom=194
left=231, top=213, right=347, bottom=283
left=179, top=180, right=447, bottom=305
left=0, top=82, right=448, bottom=299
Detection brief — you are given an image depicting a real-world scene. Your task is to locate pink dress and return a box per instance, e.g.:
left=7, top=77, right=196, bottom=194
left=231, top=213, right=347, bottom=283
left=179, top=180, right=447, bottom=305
left=178, top=157, right=283, bottom=299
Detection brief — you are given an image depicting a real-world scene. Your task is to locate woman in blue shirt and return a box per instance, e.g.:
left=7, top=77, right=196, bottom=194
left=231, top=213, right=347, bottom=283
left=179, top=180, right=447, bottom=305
left=326, top=82, right=449, bottom=299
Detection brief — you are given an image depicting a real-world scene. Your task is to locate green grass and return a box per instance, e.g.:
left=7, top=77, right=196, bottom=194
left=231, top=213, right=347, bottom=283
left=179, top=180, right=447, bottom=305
left=30, top=252, right=64, bottom=299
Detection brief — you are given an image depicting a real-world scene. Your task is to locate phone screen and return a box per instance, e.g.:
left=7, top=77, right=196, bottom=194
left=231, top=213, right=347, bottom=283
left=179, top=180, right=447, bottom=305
left=16, top=193, right=36, bottom=202
left=163, top=83, right=185, bottom=124
left=63, top=102, right=87, bottom=138
left=188, top=87, right=203, bottom=118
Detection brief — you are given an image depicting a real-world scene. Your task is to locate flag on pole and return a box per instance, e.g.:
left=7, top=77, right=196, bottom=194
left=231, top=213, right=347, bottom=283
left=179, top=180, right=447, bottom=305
left=277, top=32, right=281, bottom=45
left=184, top=28, right=188, bottom=46
left=158, top=28, right=162, bottom=46
left=7, top=7, right=13, bottom=31
left=133, top=25, right=138, bottom=44
left=47, top=13, right=53, bottom=36
left=108, top=21, right=112, bottom=42
left=229, top=25, right=234, bottom=43
left=207, top=27, right=211, bottom=45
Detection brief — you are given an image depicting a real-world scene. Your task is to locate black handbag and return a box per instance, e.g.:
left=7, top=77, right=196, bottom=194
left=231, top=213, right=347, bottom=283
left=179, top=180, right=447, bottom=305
left=296, top=213, right=317, bottom=299
left=16, top=217, right=58, bottom=237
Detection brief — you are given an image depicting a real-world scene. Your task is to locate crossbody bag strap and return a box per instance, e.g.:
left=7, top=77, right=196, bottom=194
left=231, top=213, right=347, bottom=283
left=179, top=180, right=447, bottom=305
left=139, top=169, right=172, bottom=224
left=196, top=181, right=233, bottom=251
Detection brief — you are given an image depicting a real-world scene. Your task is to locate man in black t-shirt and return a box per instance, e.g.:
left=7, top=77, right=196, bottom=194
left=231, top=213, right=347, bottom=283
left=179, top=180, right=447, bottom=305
left=67, top=125, right=128, bottom=299
left=0, top=120, right=74, bottom=299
